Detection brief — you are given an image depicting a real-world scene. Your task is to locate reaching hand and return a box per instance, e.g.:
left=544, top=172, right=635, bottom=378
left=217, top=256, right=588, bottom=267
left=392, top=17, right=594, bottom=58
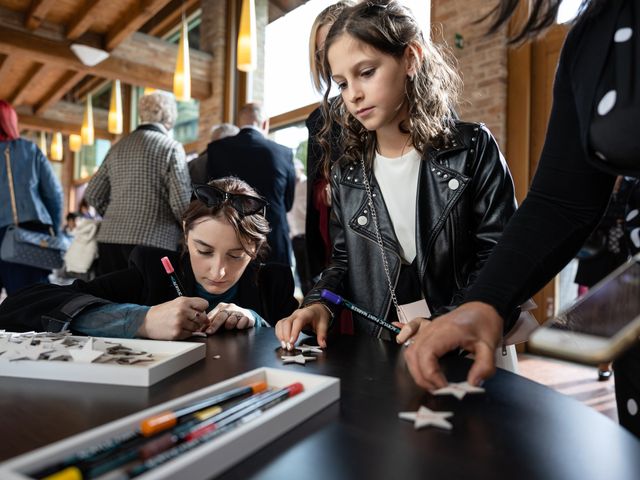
left=138, top=296, right=209, bottom=340
left=397, top=302, right=504, bottom=390
left=203, top=302, right=256, bottom=334
left=275, top=303, right=330, bottom=350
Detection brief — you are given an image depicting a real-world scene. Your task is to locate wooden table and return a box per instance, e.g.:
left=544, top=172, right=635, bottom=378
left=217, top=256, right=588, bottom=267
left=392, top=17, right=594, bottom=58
left=1, top=328, right=639, bottom=479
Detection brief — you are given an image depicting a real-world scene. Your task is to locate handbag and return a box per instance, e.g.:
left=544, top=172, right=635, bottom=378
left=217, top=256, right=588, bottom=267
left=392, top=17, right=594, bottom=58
left=0, top=146, right=67, bottom=270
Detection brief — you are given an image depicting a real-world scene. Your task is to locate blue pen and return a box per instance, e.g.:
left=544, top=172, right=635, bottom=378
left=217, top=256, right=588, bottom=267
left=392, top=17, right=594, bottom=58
left=320, top=289, right=401, bottom=335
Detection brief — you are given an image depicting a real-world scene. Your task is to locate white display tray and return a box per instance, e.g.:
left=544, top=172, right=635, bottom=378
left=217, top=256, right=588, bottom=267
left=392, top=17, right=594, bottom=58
left=0, top=336, right=205, bottom=387
left=0, top=367, right=340, bottom=480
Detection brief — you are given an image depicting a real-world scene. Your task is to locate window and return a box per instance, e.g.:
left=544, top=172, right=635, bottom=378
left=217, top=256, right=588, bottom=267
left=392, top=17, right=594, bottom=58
left=75, top=139, right=111, bottom=180
left=264, top=0, right=431, bottom=118
left=269, top=123, right=308, bottom=169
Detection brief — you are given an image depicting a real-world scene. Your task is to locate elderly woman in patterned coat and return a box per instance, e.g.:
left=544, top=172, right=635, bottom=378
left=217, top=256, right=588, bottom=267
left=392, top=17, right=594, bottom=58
left=85, top=91, right=191, bottom=275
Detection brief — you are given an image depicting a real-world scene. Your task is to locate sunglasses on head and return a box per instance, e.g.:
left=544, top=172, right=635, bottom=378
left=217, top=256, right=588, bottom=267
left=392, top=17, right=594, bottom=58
left=192, top=183, right=268, bottom=216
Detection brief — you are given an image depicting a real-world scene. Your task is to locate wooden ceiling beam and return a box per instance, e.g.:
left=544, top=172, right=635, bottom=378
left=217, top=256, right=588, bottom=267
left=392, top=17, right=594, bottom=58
left=35, top=70, right=87, bottom=115
left=17, top=102, right=113, bottom=139
left=7, top=62, right=50, bottom=106
left=19, top=113, right=113, bottom=139
left=0, top=54, right=18, bottom=83
left=73, top=76, right=109, bottom=101
left=66, top=0, right=108, bottom=40
left=142, top=0, right=200, bottom=37
left=105, top=0, right=175, bottom=50
left=0, top=26, right=212, bottom=99
left=24, top=0, right=58, bottom=30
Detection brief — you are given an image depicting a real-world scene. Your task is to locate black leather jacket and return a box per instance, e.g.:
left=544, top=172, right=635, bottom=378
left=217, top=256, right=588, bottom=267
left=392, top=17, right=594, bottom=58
left=303, top=121, right=517, bottom=336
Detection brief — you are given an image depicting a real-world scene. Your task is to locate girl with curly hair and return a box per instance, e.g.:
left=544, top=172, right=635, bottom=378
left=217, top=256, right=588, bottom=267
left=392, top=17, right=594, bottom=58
left=276, top=0, right=518, bottom=350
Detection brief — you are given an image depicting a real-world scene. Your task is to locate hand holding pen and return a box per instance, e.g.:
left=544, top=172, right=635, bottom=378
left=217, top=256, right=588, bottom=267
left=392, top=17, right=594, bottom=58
left=134, top=257, right=208, bottom=340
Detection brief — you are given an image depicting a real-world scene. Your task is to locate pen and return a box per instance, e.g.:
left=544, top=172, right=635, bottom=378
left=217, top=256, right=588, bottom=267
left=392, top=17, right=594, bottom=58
left=46, top=385, right=304, bottom=480
left=127, top=383, right=304, bottom=478
left=139, top=381, right=267, bottom=436
left=34, top=383, right=266, bottom=479
left=161, top=256, right=184, bottom=297
left=320, top=289, right=401, bottom=335
left=161, top=255, right=206, bottom=334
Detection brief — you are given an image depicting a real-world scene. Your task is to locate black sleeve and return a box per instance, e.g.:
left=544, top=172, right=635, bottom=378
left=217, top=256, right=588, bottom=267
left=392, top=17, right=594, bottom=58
left=257, top=263, right=299, bottom=325
left=0, top=283, right=111, bottom=332
left=302, top=163, right=348, bottom=318
left=440, top=125, right=518, bottom=314
left=464, top=35, right=616, bottom=325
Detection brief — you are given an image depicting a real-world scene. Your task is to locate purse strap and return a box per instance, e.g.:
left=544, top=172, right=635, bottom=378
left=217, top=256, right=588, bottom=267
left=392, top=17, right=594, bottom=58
left=4, top=145, right=19, bottom=226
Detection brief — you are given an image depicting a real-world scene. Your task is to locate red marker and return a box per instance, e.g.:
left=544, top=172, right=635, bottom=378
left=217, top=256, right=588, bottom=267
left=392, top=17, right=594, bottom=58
left=161, top=256, right=184, bottom=297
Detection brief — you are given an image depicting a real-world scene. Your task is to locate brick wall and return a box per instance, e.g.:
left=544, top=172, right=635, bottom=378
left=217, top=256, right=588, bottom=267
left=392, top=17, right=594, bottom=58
left=198, top=0, right=228, bottom=152
left=432, top=0, right=509, bottom=150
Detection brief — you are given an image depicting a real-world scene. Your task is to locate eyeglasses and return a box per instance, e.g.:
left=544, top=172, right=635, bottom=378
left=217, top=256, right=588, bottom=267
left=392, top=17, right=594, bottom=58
left=192, top=183, right=268, bottom=216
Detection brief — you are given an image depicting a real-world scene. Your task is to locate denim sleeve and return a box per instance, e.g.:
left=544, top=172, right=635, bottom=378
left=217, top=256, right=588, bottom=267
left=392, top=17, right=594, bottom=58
left=72, top=303, right=150, bottom=338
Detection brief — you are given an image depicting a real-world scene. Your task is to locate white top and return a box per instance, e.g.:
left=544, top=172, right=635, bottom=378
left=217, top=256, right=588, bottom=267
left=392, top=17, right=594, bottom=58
left=373, top=149, right=421, bottom=262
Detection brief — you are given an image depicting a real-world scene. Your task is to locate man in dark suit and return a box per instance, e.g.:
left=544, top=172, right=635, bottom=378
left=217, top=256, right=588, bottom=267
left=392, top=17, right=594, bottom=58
left=206, top=103, right=296, bottom=266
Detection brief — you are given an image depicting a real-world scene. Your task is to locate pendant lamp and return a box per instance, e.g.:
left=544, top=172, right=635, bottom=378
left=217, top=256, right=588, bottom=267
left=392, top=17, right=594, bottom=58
left=108, top=80, right=123, bottom=134
left=50, top=132, right=63, bottom=161
left=237, top=0, right=257, bottom=72
left=69, top=134, right=82, bottom=153
left=81, top=94, right=95, bottom=146
left=173, top=15, right=191, bottom=101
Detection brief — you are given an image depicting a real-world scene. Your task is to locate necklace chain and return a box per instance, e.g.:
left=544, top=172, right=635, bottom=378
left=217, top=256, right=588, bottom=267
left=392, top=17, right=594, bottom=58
left=359, top=156, right=409, bottom=327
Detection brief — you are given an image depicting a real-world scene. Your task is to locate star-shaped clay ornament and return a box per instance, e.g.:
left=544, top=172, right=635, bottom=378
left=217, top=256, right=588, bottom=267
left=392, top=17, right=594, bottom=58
left=433, top=381, right=485, bottom=400
left=67, top=338, right=105, bottom=363
left=281, top=354, right=317, bottom=365
left=398, top=406, right=454, bottom=430
left=296, top=344, right=323, bottom=354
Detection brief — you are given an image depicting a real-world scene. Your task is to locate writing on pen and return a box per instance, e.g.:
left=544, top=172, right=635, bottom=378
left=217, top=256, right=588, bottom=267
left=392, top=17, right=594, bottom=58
left=320, top=289, right=401, bottom=335
left=161, top=256, right=184, bottom=297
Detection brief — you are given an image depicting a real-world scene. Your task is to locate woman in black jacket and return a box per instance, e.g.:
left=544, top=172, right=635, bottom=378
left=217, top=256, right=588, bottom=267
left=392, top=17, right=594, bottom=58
left=0, top=177, right=298, bottom=340
left=399, top=0, right=640, bottom=437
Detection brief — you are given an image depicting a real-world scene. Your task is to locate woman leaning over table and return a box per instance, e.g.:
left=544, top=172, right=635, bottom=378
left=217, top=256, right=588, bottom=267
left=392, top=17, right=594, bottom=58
left=0, top=177, right=298, bottom=339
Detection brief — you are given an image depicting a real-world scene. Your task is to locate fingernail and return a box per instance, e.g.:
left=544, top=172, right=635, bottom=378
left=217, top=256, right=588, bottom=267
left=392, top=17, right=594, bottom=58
left=280, top=341, right=286, bottom=349
left=286, top=342, right=292, bottom=350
